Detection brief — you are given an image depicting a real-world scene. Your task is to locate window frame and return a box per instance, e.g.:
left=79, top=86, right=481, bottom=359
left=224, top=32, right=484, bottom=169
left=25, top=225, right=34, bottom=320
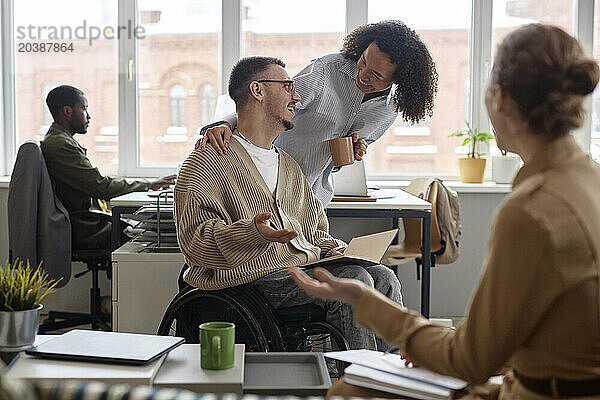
left=0, top=0, right=594, bottom=178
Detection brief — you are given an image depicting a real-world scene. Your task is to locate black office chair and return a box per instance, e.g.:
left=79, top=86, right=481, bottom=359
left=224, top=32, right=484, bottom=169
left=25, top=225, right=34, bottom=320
left=8, top=141, right=111, bottom=333
left=38, top=247, right=111, bottom=332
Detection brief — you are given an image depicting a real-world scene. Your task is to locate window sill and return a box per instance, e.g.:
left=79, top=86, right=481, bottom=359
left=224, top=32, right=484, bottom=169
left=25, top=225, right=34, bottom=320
left=0, top=175, right=512, bottom=194
left=369, top=180, right=512, bottom=194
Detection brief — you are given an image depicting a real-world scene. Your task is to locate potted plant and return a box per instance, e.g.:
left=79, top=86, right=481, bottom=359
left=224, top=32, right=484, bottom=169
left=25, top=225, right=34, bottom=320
left=492, top=149, right=521, bottom=184
left=0, top=259, right=60, bottom=350
left=449, top=121, right=495, bottom=183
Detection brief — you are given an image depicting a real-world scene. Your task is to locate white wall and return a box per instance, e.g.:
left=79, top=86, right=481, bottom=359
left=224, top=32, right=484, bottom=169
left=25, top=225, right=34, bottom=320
left=0, top=186, right=506, bottom=317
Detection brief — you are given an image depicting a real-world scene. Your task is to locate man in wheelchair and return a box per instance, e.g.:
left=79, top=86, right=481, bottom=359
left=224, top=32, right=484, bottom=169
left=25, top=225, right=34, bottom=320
left=174, top=56, right=403, bottom=350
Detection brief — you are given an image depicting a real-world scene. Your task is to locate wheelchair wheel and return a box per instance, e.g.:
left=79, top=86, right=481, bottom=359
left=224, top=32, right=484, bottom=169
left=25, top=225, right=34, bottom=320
left=157, top=287, right=283, bottom=352
left=281, top=320, right=350, bottom=378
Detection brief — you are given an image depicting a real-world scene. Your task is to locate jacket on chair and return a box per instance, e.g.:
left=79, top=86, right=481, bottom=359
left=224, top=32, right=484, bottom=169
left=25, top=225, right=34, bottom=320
left=8, top=141, right=71, bottom=286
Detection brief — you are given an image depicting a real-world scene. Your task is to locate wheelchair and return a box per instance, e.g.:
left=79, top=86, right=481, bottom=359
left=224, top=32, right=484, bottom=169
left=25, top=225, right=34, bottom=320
left=157, top=265, right=350, bottom=375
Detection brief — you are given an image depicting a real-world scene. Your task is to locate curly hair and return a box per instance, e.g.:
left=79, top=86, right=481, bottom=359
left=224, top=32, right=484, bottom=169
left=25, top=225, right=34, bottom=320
left=341, top=20, right=438, bottom=124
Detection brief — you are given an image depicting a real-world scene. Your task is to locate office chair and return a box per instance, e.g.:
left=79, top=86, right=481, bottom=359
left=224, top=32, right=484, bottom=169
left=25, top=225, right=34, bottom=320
left=8, top=141, right=111, bottom=332
left=383, top=178, right=444, bottom=279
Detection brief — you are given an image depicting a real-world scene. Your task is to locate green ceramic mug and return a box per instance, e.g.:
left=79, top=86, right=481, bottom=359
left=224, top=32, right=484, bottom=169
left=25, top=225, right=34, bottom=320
left=199, top=321, right=235, bottom=370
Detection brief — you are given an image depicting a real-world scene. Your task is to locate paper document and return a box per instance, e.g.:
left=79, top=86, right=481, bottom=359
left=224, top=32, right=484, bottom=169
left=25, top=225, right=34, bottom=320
left=344, top=364, right=452, bottom=400
left=325, top=349, right=466, bottom=390
left=301, top=229, right=398, bottom=268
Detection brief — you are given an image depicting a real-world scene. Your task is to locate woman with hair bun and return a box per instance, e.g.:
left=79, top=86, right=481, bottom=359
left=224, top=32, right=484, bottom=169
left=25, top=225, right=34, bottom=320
left=290, top=24, right=600, bottom=399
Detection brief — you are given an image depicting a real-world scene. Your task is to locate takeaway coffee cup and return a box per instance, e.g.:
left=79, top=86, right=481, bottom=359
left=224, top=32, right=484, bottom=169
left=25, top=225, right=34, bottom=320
left=199, top=321, right=235, bottom=370
left=329, top=137, right=355, bottom=167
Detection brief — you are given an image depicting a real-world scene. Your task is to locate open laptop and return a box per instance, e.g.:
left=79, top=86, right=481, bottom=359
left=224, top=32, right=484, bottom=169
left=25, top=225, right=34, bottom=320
left=333, top=160, right=369, bottom=196
left=26, top=330, right=184, bottom=365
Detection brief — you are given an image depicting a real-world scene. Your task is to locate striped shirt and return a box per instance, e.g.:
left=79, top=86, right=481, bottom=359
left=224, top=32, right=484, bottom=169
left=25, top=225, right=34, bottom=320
left=219, top=53, right=398, bottom=206
left=174, top=137, right=347, bottom=290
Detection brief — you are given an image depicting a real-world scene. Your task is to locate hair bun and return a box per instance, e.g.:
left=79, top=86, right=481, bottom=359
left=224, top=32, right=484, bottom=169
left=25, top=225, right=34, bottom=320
left=564, top=60, right=600, bottom=95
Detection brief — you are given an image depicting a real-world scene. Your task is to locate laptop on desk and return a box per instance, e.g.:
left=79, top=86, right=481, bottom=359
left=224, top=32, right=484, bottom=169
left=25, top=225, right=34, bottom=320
left=333, top=161, right=369, bottom=196
left=26, top=330, right=184, bottom=365
left=332, top=161, right=395, bottom=201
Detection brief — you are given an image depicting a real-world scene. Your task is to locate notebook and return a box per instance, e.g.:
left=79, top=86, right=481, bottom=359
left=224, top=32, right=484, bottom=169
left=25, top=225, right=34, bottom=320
left=26, top=330, right=184, bottom=365
left=325, top=350, right=467, bottom=400
left=301, top=229, right=398, bottom=269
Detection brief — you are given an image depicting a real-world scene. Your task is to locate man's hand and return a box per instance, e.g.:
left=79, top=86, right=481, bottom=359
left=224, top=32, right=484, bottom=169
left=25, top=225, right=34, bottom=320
left=351, top=133, right=368, bottom=161
left=151, top=174, right=176, bottom=190
left=288, top=266, right=366, bottom=307
left=330, top=247, right=346, bottom=256
left=195, top=123, right=233, bottom=155
left=255, top=212, right=298, bottom=243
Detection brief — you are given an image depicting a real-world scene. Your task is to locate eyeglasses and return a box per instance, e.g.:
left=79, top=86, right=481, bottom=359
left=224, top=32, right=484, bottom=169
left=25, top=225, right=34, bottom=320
left=256, top=79, right=295, bottom=94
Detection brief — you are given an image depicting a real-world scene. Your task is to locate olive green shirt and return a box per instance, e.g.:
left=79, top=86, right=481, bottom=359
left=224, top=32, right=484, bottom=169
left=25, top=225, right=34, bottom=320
left=354, top=135, right=600, bottom=389
left=40, top=123, right=151, bottom=249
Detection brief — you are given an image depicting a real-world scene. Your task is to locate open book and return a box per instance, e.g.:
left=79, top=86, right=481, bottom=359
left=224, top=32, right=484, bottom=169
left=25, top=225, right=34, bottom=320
left=301, top=229, right=398, bottom=269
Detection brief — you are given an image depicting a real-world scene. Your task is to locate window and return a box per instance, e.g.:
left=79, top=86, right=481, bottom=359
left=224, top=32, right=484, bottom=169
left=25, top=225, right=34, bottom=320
left=492, top=0, right=573, bottom=49
left=241, top=0, right=345, bottom=77
left=368, top=0, right=472, bottom=176
left=42, top=82, right=61, bottom=127
left=169, top=84, right=186, bottom=128
left=137, top=0, right=222, bottom=167
left=199, top=83, right=217, bottom=126
left=2, top=0, right=597, bottom=178
left=12, top=0, right=119, bottom=173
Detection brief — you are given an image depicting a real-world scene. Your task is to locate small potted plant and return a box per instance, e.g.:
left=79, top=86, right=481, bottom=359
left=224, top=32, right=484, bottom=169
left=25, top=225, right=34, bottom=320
left=0, top=259, right=60, bottom=350
left=449, top=121, right=495, bottom=183
left=492, top=149, right=521, bottom=184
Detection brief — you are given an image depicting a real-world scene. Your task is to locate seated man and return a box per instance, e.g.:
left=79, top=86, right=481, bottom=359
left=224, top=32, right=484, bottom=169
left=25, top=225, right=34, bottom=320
left=175, top=56, right=403, bottom=350
left=41, top=85, right=175, bottom=251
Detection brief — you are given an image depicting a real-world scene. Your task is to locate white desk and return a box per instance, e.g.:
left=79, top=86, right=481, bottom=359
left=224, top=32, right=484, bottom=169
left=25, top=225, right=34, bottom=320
left=110, top=189, right=434, bottom=317
left=154, top=343, right=245, bottom=394
left=7, top=336, right=245, bottom=394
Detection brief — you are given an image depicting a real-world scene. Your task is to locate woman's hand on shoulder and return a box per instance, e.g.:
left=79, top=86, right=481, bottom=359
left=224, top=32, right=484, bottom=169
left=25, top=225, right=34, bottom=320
left=195, top=123, right=233, bottom=155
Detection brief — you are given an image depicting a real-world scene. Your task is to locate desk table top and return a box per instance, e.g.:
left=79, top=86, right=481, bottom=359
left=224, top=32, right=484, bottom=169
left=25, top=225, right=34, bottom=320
left=111, top=189, right=431, bottom=211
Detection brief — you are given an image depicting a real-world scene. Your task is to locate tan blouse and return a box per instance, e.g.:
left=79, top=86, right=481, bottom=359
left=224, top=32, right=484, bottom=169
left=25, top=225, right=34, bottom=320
left=355, top=135, right=600, bottom=384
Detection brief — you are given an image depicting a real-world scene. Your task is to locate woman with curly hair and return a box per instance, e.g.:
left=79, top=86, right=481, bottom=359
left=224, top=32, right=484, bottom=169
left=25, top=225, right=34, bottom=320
left=290, top=23, right=600, bottom=399
left=197, top=20, right=438, bottom=206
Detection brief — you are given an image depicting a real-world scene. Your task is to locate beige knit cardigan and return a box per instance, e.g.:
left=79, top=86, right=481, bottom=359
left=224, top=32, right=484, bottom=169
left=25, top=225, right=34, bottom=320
left=174, top=137, right=347, bottom=290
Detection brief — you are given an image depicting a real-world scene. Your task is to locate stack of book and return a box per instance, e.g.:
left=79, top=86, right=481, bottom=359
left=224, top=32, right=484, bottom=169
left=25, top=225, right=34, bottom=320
left=325, top=350, right=468, bottom=400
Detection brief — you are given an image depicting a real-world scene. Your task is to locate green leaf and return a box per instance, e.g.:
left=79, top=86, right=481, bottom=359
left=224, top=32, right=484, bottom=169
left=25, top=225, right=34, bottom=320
left=0, top=258, right=59, bottom=311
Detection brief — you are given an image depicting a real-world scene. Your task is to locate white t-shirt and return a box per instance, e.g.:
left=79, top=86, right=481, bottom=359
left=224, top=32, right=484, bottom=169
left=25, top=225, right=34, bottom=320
left=233, top=135, right=279, bottom=196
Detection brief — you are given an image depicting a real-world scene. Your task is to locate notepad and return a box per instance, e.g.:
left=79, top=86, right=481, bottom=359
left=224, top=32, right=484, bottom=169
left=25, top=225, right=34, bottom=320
left=301, top=229, right=398, bottom=269
left=325, top=350, right=467, bottom=400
